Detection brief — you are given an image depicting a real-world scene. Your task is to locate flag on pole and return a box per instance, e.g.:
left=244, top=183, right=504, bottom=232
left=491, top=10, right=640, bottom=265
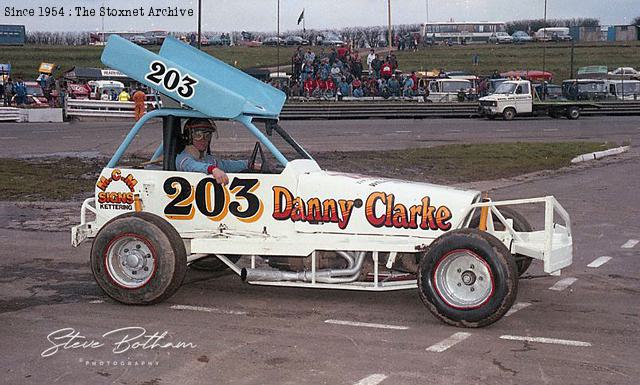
left=297, top=9, right=305, bottom=25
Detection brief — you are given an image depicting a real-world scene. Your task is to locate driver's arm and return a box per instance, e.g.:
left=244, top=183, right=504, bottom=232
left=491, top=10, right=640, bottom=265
left=217, top=159, right=250, bottom=173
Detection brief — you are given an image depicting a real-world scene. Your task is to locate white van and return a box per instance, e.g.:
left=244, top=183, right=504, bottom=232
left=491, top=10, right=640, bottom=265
left=427, top=79, right=472, bottom=102
left=535, top=27, right=572, bottom=42
left=605, top=80, right=640, bottom=101
left=88, top=80, right=125, bottom=100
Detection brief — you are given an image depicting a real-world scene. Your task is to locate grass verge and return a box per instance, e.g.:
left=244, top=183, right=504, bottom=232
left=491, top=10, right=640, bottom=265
left=4, top=41, right=640, bottom=82
left=0, top=141, right=614, bottom=201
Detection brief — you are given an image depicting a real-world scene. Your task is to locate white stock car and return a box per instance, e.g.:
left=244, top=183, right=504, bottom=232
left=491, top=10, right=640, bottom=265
left=72, top=36, right=573, bottom=327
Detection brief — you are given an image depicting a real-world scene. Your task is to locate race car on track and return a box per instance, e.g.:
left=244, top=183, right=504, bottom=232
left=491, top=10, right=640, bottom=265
left=72, top=36, right=573, bottom=327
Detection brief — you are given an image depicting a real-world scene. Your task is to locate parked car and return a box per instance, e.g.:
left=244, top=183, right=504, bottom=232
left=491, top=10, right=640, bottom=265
left=608, top=67, right=640, bottom=79
left=533, top=83, right=564, bottom=100
left=199, top=35, right=210, bottom=46
left=144, top=30, right=168, bottom=45
left=605, top=79, right=640, bottom=100
left=67, top=83, right=92, bottom=99
left=87, top=80, right=125, bottom=100
left=511, top=31, right=533, bottom=43
left=285, top=36, right=309, bottom=46
left=319, top=32, right=345, bottom=46
left=561, top=79, right=608, bottom=101
left=11, top=81, right=49, bottom=107
left=238, top=40, right=262, bottom=47
left=488, top=78, right=509, bottom=94
left=426, top=79, right=473, bottom=102
left=262, top=36, right=285, bottom=46
left=209, top=35, right=231, bottom=46
left=577, top=66, right=609, bottom=79
left=534, top=27, right=572, bottom=42
left=489, top=32, right=513, bottom=44
left=130, top=35, right=151, bottom=45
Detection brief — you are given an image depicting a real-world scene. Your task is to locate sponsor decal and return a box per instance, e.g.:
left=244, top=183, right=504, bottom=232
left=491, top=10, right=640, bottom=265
left=96, top=170, right=139, bottom=211
left=272, top=187, right=453, bottom=232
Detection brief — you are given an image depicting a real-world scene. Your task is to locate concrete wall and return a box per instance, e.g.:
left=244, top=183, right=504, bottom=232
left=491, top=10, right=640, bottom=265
left=26, top=108, right=63, bottom=123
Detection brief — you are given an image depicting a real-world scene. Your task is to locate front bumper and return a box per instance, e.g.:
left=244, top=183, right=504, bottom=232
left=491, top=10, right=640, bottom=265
left=71, top=198, right=97, bottom=247
left=460, top=196, right=573, bottom=275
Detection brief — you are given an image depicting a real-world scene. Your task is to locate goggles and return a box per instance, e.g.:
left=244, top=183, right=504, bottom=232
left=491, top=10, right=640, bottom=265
left=191, top=129, right=214, bottom=140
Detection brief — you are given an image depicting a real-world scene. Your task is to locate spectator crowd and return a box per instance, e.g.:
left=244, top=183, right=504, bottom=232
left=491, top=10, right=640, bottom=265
left=283, top=45, right=420, bottom=99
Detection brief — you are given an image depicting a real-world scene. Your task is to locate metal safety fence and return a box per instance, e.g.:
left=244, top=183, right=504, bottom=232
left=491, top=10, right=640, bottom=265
left=61, top=99, right=640, bottom=120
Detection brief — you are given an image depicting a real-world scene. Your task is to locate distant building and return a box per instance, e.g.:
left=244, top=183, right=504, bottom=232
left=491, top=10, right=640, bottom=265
left=607, top=25, right=638, bottom=41
left=422, top=22, right=506, bottom=44
left=569, top=26, right=604, bottom=42
left=570, top=25, right=638, bottom=42
left=0, top=25, right=26, bottom=46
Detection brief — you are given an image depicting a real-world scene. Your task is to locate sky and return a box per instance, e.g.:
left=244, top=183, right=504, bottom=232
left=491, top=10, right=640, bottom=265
left=0, top=0, right=638, bottom=32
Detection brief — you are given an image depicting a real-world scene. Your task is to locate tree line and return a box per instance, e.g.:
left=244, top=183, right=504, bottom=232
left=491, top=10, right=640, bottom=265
left=24, top=16, right=640, bottom=46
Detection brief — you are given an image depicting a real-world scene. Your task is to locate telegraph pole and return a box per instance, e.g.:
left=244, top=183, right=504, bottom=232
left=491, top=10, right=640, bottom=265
left=425, top=0, right=429, bottom=24
left=542, top=0, right=547, bottom=75
left=277, top=0, right=280, bottom=76
left=197, top=0, right=202, bottom=49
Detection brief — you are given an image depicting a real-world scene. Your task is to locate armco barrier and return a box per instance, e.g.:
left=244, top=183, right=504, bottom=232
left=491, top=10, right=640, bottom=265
left=0, top=107, right=23, bottom=122
left=65, top=99, right=158, bottom=118
left=63, top=99, right=640, bottom=120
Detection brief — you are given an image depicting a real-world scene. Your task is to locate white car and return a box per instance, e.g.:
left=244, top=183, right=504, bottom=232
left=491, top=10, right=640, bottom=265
left=608, top=67, right=639, bottom=79
left=489, top=32, right=513, bottom=44
left=72, top=35, right=574, bottom=328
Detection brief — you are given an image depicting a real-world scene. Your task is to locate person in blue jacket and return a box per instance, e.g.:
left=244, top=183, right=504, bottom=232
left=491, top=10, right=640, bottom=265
left=176, top=118, right=249, bottom=185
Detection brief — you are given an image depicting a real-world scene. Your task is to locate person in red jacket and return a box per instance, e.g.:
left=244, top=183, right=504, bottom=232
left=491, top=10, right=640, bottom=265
left=380, top=61, right=393, bottom=80
left=304, top=77, right=316, bottom=97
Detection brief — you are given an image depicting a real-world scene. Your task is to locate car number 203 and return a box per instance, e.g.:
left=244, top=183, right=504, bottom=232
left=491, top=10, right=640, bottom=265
left=163, top=177, right=263, bottom=223
left=145, top=61, right=198, bottom=99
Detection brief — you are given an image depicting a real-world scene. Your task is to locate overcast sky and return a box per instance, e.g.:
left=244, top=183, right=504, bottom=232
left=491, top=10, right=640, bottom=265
left=1, top=0, right=638, bottom=32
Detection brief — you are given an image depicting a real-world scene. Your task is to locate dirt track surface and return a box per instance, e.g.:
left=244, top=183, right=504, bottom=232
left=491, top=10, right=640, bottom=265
left=1, top=118, right=639, bottom=384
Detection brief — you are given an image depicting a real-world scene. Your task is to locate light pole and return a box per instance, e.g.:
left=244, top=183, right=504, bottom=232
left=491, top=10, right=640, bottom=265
left=388, top=0, right=392, bottom=48
left=197, top=0, right=202, bottom=49
left=425, top=0, right=429, bottom=24
left=277, top=0, right=280, bottom=76
left=542, top=0, right=547, bottom=76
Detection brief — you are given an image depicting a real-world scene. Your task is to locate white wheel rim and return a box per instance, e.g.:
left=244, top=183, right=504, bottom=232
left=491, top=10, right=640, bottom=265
left=106, top=235, right=155, bottom=289
left=433, top=249, right=494, bottom=309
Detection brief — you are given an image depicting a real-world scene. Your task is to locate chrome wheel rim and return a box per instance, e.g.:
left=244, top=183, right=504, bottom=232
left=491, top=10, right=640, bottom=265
left=433, top=250, right=493, bottom=309
left=106, top=235, right=155, bottom=289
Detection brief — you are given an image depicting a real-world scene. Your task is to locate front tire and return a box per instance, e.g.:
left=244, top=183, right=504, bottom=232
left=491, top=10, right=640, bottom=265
left=502, top=107, right=516, bottom=121
left=418, top=229, right=518, bottom=327
left=90, top=212, right=187, bottom=305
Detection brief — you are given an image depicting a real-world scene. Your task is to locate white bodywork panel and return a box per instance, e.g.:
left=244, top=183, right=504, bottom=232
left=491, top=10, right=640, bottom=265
left=72, top=159, right=573, bottom=288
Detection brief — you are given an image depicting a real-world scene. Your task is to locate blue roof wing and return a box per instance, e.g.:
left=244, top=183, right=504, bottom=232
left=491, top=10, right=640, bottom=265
left=159, top=36, right=286, bottom=118
left=101, top=35, right=284, bottom=119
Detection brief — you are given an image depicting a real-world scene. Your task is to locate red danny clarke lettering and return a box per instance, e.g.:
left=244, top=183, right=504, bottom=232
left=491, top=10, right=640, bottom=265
left=272, top=187, right=453, bottom=232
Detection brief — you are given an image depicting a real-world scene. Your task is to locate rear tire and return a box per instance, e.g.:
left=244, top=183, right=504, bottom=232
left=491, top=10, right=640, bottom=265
left=90, top=212, right=187, bottom=305
left=566, top=106, right=581, bottom=120
left=503, top=107, right=516, bottom=121
left=418, top=229, right=518, bottom=327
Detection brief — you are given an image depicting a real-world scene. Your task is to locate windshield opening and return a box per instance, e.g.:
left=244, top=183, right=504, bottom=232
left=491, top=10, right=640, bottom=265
left=494, top=83, right=517, bottom=94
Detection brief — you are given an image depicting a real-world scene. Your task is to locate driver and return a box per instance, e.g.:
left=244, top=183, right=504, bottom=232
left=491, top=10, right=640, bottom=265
left=176, top=118, right=249, bottom=185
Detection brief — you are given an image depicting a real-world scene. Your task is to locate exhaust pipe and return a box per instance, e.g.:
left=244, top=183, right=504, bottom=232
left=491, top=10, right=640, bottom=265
left=241, top=251, right=367, bottom=284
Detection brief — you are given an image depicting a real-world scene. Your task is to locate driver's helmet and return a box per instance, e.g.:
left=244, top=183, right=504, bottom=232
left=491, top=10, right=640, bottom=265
left=183, top=118, right=217, bottom=145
